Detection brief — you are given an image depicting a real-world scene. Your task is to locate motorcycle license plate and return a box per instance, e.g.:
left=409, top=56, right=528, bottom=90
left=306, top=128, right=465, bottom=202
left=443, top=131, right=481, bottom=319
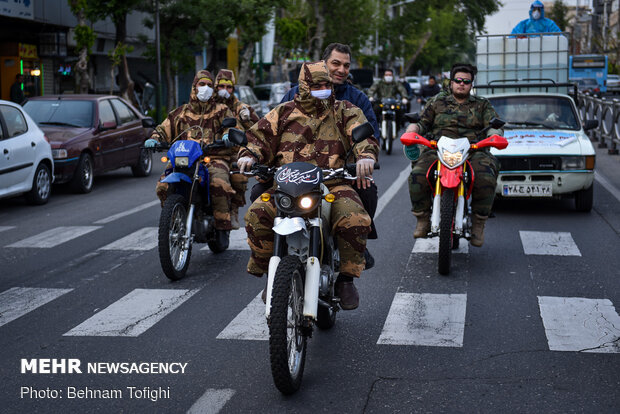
left=502, top=183, right=552, bottom=197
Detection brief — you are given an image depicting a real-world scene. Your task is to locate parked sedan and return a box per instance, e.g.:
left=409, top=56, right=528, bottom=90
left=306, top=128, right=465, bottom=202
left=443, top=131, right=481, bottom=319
left=0, top=99, right=54, bottom=204
left=23, top=95, right=155, bottom=193
left=606, top=74, right=620, bottom=93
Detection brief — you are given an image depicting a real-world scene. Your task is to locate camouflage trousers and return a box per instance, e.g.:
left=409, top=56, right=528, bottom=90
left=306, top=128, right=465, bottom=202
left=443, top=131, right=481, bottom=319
left=156, top=159, right=235, bottom=230
left=244, top=184, right=371, bottom=278
left=230, top=173, right=248, bottom=210
left=408, top=149, right=500, bottom=217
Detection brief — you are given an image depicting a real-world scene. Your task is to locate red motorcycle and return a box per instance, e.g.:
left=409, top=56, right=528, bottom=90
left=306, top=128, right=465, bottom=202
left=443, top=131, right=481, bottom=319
left=400, top=118, right=508, bottom=275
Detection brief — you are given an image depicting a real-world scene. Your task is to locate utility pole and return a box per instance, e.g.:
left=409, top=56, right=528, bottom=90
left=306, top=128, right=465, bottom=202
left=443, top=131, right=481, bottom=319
left=155, top=0, right=162, bottom=124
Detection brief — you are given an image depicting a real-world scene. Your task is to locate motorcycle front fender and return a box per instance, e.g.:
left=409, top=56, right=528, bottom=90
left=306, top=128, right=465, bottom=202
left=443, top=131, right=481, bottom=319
left=439, top=165, right=463, bottom=189
left=161, top=172, right=192, bottom=184
left=273, top=217, right=308, bottom=237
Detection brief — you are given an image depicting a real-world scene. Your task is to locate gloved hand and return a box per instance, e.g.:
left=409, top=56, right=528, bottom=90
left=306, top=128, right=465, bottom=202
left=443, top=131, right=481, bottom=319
left=239, top=107, right=250, bottom=121
left=401, top=98, right=408, bottom=105
left=355, top=158, right=375, bottom=189
left=144, top=138, right=158, bottom=148
left=369, top=97, right=374, bottom=102
left=238, top=156, right=256, bottom=173
left=403, top=144, right=420, bottom=161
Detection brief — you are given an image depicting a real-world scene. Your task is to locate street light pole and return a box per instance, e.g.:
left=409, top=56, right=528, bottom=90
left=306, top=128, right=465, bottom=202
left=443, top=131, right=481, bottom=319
left=155, top=0, right=162, bottom=124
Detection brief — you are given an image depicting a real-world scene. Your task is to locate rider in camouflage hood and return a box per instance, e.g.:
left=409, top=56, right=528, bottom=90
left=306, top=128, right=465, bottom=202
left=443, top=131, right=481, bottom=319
left=239, top=61, right=379, bottom=310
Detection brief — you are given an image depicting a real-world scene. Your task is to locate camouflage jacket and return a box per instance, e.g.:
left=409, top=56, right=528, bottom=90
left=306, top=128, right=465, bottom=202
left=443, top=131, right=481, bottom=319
left=368, top=80, right=408, bottom=101
left=239, top=61, right=379, bottom=172
left=417, top=93, right=503, bottom=142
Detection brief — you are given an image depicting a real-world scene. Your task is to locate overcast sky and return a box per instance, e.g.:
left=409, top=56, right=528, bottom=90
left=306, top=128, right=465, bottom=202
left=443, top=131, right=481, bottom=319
left=484, top=0, right=592, bottom=35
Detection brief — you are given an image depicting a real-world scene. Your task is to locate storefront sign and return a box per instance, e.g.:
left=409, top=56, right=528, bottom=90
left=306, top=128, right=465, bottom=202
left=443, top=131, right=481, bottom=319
left=19, top=43, right=38, bottom=59
left=0, top=0, right=34, bottom=20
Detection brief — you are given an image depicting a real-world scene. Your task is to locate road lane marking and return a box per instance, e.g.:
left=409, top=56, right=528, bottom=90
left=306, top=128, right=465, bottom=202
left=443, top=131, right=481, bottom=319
left=595, top=171, right=620, bottom=203
left=375, top=164, right=410, bottom=219
left=187, top=388, right=235, bottom=414
left=538, top=296, right=620, bottom=353
left=0, top=287, right=73, bottom=327
left=93, top=200, right=160, bottom=224
left=99, top=227, right=158, bottom=251
left=412, top=238, right=469, bottom=254
left=64, top=288, right=199, bottom=337
left=378, top=292, right=467, bottom=347
left=6, top=226, right=101, bottom=248
left=216, top=292, right=267, bottom=341
left=519, top=231, right=581, bottom=256
left=201, top=228, right=250, bottom=251
left=0, top=226, right=15, bottom=233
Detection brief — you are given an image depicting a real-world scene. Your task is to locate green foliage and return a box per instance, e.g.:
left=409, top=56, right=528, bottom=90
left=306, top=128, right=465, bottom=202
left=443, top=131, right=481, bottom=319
left=108, top=42, right=133, bottom=65
left=275, top=17, right=306, bottom=51
left=74, top=25, right=96, bottom=55
left=548, top=0, right=569, bottom=31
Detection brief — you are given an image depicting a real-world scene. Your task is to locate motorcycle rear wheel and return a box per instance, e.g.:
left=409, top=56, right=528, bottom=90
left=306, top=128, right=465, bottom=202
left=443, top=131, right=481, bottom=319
left=438, top=189, right=455, bottom=275
left=269, top=255, right=307, bottom=395
left=158, top=194, right=192, bottom=280
left=385, top=121, right=393, bottom=155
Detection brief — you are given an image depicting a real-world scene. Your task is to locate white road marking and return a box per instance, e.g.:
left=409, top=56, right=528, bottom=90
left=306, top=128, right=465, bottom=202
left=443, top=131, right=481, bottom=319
left=6, top=226, right=101, bottom=248
left=411, top=238, right=469, bottom=254
left=0, top=226, right=15, bottom=233
left=99, top=227, right=158, bottom=251
left=375, top=165, right=410, bottom=219
left=0, top=287, right=73, bottom=327
left=187, top=388, right=236, bottom=414
left=378, top=292, right=467, bottom=347
left=595, top=171, right=620, bottom=203
left=93, top=200, right=160, bottom=224
left=538, top=296, right=620, bottom=353
left=519, top=231, right=581, bottom=256
left=201, top=228, right=250, bottom=251
left=64, top=288, right=199, bottom=337
left=216, top=292, right=268, bottom=340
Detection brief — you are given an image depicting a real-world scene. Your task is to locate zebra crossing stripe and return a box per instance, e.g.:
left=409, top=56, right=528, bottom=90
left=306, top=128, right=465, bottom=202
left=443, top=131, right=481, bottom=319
left=99, top=227, right=158, bottom=251
left=378, top=292, right=467, bottom=347
left=538, top=296, right=620, bottom=353
left=519, top=231, right=581, bottom=256
left=0, top=226, right=15, bottom=233
left=201, top=228, right=250, bottom=251
left=216, top=292, right=268, bottom=340
left=93, top=200, right=160, bottom=224
left=187, top=388, right=235, bottom=414
left=6, top=226, right=101, bottom=248
left=0, top=287, right=73, bottom=327
left=412, top=238, right=469, bottom=254
left=64, top=289, right=199, bottom=337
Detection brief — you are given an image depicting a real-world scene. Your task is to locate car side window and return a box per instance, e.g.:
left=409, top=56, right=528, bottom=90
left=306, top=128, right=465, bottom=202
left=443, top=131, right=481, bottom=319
left=110, top=99, right=138, bottom=124
left=99, top=100, right=117, bottom=126
left=0, top=104, right=28, bottom=138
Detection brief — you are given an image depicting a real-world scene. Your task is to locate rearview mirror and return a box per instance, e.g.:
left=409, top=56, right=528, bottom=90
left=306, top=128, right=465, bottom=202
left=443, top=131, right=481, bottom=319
left=489, top=118, right=506, bottom=129
left=222, top=117, right=237, bottom=128
left=142, top=117, right=156, bottom=128
left=351, top=122, right=374, bottom=143
left=405, top=113, right=420, bottom=123
left=228, top=128, right=247, bottom=146
left=583, top=119, right=598, bottom=131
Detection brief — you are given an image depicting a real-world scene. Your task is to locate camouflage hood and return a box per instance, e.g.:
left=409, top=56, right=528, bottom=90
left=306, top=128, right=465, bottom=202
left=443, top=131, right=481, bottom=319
left=189, top=69, right=216, bottom=113
left=294, top=61, right=335, bottom=117
left=214, top=69, right=236, bottom=106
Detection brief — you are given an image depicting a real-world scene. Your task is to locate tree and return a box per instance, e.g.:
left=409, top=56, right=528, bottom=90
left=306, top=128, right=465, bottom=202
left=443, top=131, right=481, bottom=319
left=68, top=0, right=95, bottom=94
left=548, top=0, right=569, bottom=31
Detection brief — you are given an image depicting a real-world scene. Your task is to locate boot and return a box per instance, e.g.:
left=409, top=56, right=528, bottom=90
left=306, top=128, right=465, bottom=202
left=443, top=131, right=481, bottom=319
left=363, top=248, right=375, bottom=270
left=412, top=211, right=431, bottom=238
left=335, top=274, right=359, bottom=310
left=470, top=214, right=488, bottom=247
left=230, top=208, right=240, bottom=230
left=215, top=229, right=230, bottom=250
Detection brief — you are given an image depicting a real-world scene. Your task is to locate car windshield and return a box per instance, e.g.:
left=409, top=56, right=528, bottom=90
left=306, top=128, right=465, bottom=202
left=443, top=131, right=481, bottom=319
left=488, top=96, right=580, bottom=131
left=24, top=100, right=94, bottom=128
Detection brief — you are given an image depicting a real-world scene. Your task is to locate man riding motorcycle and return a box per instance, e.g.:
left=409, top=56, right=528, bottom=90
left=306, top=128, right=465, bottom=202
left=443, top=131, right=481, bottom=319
left=238, top=61, right=379, bottom=310
left=403, top=63, right=503, bottom=247
left=214, top=69, right=260, bottom=229
left=145, top=69, right=238, bottom=245
left=368, top=69, right=409, bottom=135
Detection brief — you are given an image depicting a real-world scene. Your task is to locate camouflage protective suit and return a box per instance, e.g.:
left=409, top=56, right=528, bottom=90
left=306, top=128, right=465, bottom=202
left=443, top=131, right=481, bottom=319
left=408, top=93, right=503, bottom=217
left=367, top=79, right=408, bottom=101
left=152, top=69, right=237, bottom=230
left=241, top=61, right=379, bottom=278
left=215, top=69, right=260, bottom=224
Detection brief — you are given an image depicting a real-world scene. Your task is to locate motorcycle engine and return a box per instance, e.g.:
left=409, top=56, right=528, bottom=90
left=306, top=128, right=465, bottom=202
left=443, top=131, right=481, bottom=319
left=193, top=213, right=211, bottom=243
left=319, top=265, right=334, bottom=297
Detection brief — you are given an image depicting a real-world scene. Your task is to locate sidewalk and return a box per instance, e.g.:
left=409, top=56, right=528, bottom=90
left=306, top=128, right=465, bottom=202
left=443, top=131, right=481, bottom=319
left=594, top=142, right=620, bottom=202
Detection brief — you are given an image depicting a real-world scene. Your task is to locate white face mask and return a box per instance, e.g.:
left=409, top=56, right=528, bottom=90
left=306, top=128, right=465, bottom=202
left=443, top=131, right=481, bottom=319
left=196, top=85, right=213, bottom=102
left=217, top=89, right=230, bottom=99
left=310, top=89, right=332, bottom=100
left=531, top=10, right=541, bottom=20
left=384, top=75, right=393, bottom=83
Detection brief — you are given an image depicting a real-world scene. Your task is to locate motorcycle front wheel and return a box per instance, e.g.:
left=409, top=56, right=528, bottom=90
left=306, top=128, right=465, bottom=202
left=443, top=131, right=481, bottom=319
left=438, top=188, right=455, bottom=276
left=385, top=120, right=393, bottom=155
left=158, top=194, right=192, bottom=280
left=269, top=255, right=307, bottom=395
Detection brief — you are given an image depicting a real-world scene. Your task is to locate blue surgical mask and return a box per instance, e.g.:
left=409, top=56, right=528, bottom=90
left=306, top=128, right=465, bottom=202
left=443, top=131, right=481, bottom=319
left=532, top=10, right=541, bottom=20
left=311, top=89, right=332, bottom=100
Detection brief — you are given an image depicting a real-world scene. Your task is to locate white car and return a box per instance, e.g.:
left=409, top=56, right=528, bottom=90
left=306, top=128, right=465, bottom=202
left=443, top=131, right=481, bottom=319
left=0, top=100, right=54, bottom=204
left=487, top=93, right=597, bottom=212
left=607, top=74, right=620, bottom=93
left=406, top=76, right=422, bottom=95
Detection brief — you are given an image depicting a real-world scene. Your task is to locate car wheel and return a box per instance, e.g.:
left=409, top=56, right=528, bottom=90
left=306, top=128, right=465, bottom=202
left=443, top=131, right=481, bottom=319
left=575, top=185, right=593, bottom=212
left=131, top=147, right=152, bottom=177
left=25, top=163, right=52, bottom=205
left=70, top=153, right=94, bottom=193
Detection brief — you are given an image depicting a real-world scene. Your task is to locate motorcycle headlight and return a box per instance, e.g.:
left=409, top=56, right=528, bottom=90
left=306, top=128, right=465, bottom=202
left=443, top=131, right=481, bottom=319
left=441, top=150, right=463, bottom=168
left=175, top=156, right=189, bottom=167
left=52, top=149, right=68, bottom=159
left=561, top=156, right=585, bottom=170
left=299, top=196, right=314, bottom=210
left=277, top=195, right=293, bottom=210
left=390, top=105, right=396, bottom=110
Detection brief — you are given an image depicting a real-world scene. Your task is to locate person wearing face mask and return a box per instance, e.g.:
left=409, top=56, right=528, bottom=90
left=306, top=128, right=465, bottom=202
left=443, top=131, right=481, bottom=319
left=214, top=69, right=260, bottom=229
left=144, top=69, right=238, bottom=245
left=237, top=61, right=379, bottom=310
left=511, top=1, right=561, bottom=35
left=368, top=69, right=409, bottom=142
